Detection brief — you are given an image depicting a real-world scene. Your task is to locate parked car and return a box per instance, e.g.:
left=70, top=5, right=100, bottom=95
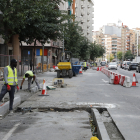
left=100, top=61, right=106, bottom=66
left=136, top=62, right=140, bottom=73
left=124, top=61, right=131, bottom=70
left=108, top=62, right=117, bottom=70
left=128, top=62, right=138, bottom=71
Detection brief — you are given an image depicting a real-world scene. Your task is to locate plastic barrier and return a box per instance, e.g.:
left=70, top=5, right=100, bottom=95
left=121, top=76, right=125, bottom=86
left=123, top=76, right=131, bottom=87
left=109, top=72, right=114, bottom=84
left=118, top=74, right=121, bottom=84
left=114, top=74, right=119, bottom=85
left=100, top=68, right=135, bottom=88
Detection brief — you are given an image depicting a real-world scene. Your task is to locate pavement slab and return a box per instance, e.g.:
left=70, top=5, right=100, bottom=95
left=0, top=111, right=92, bottom=140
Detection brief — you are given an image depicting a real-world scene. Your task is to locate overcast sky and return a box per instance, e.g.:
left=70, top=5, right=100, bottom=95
left=94, top=0, right=140, bottom=31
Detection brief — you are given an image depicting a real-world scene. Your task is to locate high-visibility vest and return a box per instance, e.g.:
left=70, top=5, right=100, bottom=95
left=83, top=62, right=87, bottom=67
left=25, top=71, right=33, bottom=76
left=4, top=66, right=18, bottom=85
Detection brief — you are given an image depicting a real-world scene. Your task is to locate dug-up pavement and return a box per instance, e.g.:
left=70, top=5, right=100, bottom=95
left=0, top=69, right=140, bottom=140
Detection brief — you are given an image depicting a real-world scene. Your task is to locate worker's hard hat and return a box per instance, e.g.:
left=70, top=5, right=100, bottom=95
left=90, top=136, right=99, bottom=140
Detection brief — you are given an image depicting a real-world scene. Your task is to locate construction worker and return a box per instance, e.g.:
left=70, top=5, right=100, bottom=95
left=20, top=70, right=41, bottom=91
left=0, top=59, right=19, bottom=115
left=83, top=61, right=87, bottom=71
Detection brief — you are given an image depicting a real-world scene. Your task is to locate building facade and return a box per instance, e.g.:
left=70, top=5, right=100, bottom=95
left=72, top=0, right=94, bottom=42
left=100, top=23, right=121, bottom=37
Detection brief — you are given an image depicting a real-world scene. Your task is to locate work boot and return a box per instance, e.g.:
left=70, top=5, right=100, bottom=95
left=8, top=110, right=14, bottom=116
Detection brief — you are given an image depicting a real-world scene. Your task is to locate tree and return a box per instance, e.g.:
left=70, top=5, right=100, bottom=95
left=124, top=50, right=134, bottom=60
left=117, top=51, right=124, bottom=60
left=64, top=22, right=83, bottom=58
left=79, top=37, right=91, bottom=60
left=89, top=43, right=105, bottom=61
left=107, top=53, right=114, bottom=62
left=0, top=0, right=70, bottom=45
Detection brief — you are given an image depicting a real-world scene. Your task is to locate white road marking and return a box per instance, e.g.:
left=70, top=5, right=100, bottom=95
left=102, top=79, right=109, bottom=83
left=2, top=122, right=21, bottom=140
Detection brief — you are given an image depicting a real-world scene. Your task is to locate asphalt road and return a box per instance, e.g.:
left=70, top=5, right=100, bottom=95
left=0, top=68, right=140, bottom=140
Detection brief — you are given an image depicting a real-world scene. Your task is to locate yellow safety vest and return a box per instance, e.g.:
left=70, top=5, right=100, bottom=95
left=84, top=62, right=87, bottom=67
left=4, top=66, right=18, bottom=85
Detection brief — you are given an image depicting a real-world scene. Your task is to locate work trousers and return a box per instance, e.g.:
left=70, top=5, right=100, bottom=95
left=28, top=75, right=40, bottom=90
left=0, top=85, right=15, bottom=110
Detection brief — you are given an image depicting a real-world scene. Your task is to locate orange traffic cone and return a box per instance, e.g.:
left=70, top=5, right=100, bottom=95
left=132, top=73, right=137, bottom=86
left=79, top=67, right=83, bottom=74
left=39, top=79, right=49, bottom=96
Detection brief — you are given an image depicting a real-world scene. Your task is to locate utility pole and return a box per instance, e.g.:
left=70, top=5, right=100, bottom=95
left=42, top=44, right=44, bottom=73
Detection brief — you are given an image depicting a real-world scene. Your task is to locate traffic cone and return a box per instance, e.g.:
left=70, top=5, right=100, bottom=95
left=114, top=74, right=119, bottom=84
left=132, top=73, right=137, bottom=86
left=39, top=79, right=49, bottom=96
left=79, top=67, right=83, bottom=74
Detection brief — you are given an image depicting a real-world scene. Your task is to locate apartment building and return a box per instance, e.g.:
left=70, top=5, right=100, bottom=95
left=100, top=23, right=121, bottom=37
left=130, top=28, right=140, bottom=56
left=93, top=31, right=104, bottom=44
left=72, top=0, right=94, bottom=42
left=101, top=35, right=121, bottom=60
left=93, top=31, right=121, bottom=60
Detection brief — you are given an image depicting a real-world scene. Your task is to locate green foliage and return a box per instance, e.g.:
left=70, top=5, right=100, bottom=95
left=117, top=51, right=123, bottom=60
left=89, top=42, right=105, bottom=61
left=63, top=22, right=105, bottom=61
left=124, top=50, right=134, bottom=60
left=107, top=53, right=114, bottom=62
left=79, top=37, right=91, bottom=60
left=64, top=22, right=83, bottom=58
left=0, top=0, right=70, bottom=44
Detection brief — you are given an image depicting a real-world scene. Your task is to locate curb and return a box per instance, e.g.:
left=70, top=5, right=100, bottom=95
left=0, top=96, right=21, bottom=118
left=91, top=108, right=110, bottom=140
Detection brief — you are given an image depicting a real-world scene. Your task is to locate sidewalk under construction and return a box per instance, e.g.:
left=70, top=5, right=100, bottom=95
left=0, top=69, right=140, bottom=140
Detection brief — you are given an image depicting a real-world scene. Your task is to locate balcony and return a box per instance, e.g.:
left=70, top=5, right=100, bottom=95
left=81, top=1, right=85, bottom=9
left=112, top=47, right=117, bottom=49
left=112, top=50, right=117, bottom=52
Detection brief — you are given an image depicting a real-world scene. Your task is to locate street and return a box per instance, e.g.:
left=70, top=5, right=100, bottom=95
left=0, top=67, right=140, bottom=140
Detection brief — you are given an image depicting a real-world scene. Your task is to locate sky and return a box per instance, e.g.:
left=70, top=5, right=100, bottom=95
left=94, top=0, right=140, bottom=31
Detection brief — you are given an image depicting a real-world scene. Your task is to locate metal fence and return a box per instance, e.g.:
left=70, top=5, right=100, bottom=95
left=0, top=54, right=52, bottom=78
